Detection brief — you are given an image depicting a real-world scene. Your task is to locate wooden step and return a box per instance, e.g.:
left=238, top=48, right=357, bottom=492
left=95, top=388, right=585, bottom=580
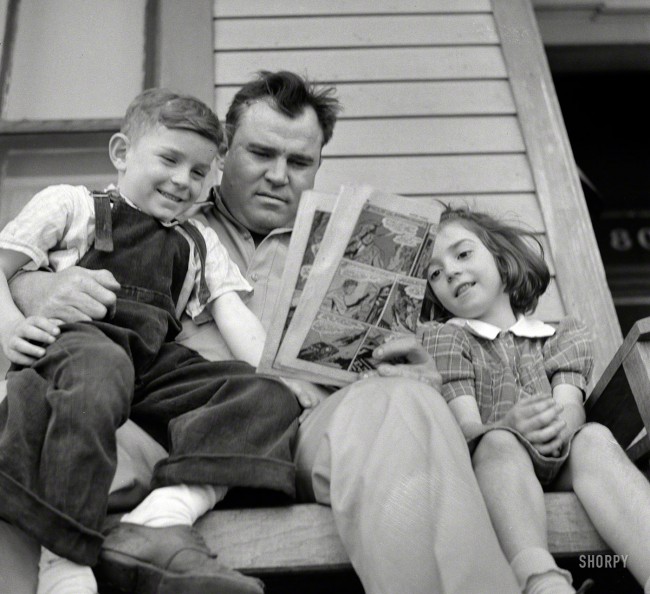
left=196, top=494, right=608, bottom=574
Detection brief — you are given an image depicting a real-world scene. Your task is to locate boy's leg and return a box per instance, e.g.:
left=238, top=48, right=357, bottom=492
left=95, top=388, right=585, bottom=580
left=295, top=377, right=520, bottom=594
left=0, top=323, right=133, bottom=566
left=472, top=429, right=573, bottom=593
left=555, top=423, right=650, bottom=589
left=97, top=343, right=299, bottom=593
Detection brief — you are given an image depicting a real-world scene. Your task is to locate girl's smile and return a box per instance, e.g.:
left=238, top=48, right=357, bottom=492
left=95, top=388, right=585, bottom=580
left=428, top=221, right=516, bottom=328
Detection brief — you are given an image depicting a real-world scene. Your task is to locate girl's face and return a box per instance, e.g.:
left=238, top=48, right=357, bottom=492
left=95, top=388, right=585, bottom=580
left=428, top=221, right=516, bottom=328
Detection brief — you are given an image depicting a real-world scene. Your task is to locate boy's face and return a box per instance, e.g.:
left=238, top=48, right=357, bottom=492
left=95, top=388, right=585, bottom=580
left=115, top=125, right=218, bottom=222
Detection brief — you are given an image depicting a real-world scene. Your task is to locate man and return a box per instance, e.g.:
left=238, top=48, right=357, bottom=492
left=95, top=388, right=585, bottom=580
left=6, top=71, right=519, bottom=593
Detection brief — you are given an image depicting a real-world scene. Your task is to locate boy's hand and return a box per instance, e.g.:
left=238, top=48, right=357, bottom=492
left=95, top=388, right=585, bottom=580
left=280, top=378, right=329, bottom=423
left=2, top=316, right=60, bottom=366
left=503, top=394, right=566, bottom=456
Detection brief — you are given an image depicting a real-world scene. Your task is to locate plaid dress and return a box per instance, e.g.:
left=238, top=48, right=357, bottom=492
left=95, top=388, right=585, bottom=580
left=422, top=316, right=593, bottom=484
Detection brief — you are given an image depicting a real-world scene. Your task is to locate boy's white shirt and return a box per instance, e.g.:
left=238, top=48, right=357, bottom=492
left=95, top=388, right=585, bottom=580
left=0, top=184, right=251, bottom=322
left=446, top=315, right=556, bottom=340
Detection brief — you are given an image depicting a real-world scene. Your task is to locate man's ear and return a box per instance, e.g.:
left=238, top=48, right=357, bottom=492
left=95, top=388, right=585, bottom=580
left=108, top=133, right=130, bottom=171
left=216, top=140, right=228, bottom=172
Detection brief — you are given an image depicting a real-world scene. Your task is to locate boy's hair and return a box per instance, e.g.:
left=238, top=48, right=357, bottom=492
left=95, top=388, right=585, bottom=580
left=225, top=70, right=341, bottom=147
left=429, top=205, right=551, bottom=322
left=121, top=88, right=224, bottom=149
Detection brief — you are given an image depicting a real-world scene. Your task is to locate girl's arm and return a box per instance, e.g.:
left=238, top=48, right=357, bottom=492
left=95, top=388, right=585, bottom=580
left=448, top=395, right=486, bottom=442
left=0, top=249, right=60, bottom=364
left=553, top=383, right=586, bottom=442
left=208, top=291, right=266, bottom=368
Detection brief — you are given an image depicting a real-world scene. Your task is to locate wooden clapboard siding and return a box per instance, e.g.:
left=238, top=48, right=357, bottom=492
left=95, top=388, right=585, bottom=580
left=216, top=80, right=517, bottom=121
left=213, top=0, right=621, bottom=375
left=215, top=47, right=507, bottom=84
left=316, top=155, right=534, bottom=195
left=214, top=14, right=498, bottom=49
left=324, top=116, right=525, bottom=156
left=214, top=0, right=493, bottom=18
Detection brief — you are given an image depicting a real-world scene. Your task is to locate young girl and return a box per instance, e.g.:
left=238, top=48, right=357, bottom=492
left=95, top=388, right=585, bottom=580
left=423, top=205, right=650, bottom=594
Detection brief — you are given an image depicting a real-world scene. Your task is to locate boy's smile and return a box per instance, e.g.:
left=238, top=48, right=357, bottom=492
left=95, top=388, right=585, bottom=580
left=112, top=125, right=218, bottom=222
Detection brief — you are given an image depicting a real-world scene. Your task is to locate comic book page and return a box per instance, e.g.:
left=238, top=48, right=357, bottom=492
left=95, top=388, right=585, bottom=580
left=269, top=184, right=444, bottom=386
left=257, top=190, right=339, bottom=383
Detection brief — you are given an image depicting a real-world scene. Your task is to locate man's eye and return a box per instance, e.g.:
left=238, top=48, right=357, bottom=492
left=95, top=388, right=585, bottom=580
left=250, top=149, right=269, bottom=158
left=289, top=159, right=311, bottom=168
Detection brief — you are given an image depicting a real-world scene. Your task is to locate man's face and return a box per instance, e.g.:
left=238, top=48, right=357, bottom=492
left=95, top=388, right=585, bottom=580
left=219, top=100, right=324, bottom=234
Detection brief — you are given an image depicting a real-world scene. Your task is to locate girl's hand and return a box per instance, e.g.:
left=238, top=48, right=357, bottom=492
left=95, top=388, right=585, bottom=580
left=359, top=336, right=442, bottom=391
left=503, top=393, right=566, bottom=453
left=1, top=316, right=60, bottom=366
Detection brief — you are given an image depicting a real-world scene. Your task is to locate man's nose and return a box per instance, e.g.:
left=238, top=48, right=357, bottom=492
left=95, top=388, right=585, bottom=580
left=265, top=158, right=288, bottom=185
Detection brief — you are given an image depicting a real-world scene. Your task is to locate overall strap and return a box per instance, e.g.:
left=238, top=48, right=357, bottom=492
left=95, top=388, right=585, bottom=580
left=179, top=221, right=211, bottom=307
left=91, top=189, right=120, bottom=252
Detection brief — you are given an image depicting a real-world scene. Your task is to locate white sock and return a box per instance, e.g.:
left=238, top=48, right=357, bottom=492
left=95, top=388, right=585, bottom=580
left=37, top=547, right=97, bottom=594
left=511, top=547, right=574, bottom=594
left=121, top=484, right=227, bottom=527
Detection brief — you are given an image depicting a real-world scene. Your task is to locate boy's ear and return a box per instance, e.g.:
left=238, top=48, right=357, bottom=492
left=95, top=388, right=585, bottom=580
left=108, top=133, right=130, bottom=171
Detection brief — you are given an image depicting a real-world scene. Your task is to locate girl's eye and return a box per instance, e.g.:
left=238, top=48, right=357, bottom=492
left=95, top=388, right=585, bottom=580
left=161, top=155, right=176, bottom=164
left=458, top=250, right=471, bottom=260
left=429, top=269, right=441, bottom=280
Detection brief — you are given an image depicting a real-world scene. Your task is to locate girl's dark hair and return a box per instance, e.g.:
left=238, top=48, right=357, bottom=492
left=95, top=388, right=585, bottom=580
left=428, top=205, right=551, bottom=322
left=225, top=70, right=341, bottom=147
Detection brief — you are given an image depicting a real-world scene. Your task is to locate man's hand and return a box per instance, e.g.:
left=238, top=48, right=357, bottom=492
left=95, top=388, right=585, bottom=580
left=10, top=267, right=120, bottom=323
left=360, top=336, right=442, bottom=392
left=280, top=378, right=329, bottom=423
left=1, top=315, right=60, bottom=366
left=502, top=393, right=565, bottom=456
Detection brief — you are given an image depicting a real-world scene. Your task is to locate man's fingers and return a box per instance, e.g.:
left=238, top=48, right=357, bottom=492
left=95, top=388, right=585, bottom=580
left=85, top=268, right=121, bottom=291
left=373, top=336, right=431, bottom=365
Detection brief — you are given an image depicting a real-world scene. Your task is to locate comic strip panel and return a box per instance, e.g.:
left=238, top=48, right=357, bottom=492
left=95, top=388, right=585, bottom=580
left=297, top=313, right=369, bottom=371
left=344, top=204, right=431, bottom=276
left=378, top=278, right=427, bottom=334
left=320, top=261, right=396, bottom=324
left=348, top=326, right=404, bottom=373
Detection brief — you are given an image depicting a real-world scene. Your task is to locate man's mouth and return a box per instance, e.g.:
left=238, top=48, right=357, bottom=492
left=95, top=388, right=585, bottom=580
left=159, top=190, right=184, bottom=203
left=454, top=282, right=474, bottom=298
left=257, top=192, right=287, bottom=204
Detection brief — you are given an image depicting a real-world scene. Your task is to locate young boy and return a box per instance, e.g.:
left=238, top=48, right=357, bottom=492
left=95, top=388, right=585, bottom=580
left=0, top=89, right=300, bottom=594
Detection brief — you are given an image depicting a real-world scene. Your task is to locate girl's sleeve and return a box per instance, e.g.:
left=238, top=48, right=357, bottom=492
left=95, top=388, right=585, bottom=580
left=421, top=322, right=476, bottom=403
left=543, top=316, right=594, bottom=395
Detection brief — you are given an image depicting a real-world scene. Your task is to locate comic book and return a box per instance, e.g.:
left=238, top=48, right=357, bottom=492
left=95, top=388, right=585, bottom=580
left=258, top=184, right=444, bottom=386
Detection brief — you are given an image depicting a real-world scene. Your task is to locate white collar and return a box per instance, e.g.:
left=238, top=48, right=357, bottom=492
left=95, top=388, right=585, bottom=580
left=447, top=316, right=556, bottom=340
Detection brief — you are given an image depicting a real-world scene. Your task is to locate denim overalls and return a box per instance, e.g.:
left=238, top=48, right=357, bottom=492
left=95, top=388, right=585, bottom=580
left=0, top=193, right=300, bottom=564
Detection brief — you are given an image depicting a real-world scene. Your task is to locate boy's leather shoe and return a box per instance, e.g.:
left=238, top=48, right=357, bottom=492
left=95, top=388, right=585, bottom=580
left=95, top=522, right=264, bottom=594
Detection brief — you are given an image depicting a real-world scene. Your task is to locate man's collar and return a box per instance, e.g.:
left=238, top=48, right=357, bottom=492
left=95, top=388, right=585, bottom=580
left=447, top=316, right=556, bottom=340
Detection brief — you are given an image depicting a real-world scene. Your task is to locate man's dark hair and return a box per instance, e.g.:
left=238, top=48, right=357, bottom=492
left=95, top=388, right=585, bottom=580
left=225, top=70, right=341, bottom=147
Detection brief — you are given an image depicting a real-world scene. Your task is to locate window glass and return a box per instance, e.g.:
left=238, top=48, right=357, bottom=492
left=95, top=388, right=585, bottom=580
left=4, top=0, right=145, bottom=120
